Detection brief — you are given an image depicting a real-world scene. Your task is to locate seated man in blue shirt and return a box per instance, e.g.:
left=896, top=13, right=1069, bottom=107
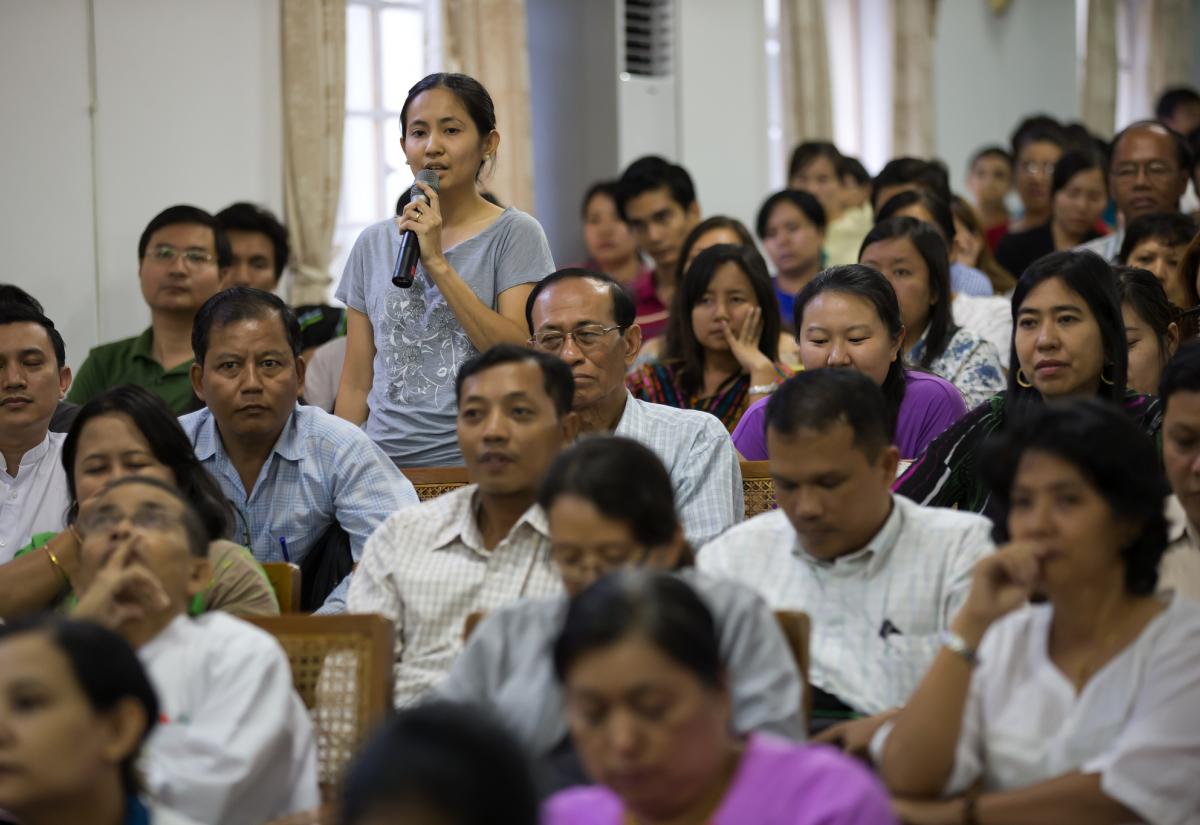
left=180, top=287, right=418, bottom=612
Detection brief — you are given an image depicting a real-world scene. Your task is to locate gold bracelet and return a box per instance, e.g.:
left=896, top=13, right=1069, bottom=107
left=45, top=545, right=71, bottom=589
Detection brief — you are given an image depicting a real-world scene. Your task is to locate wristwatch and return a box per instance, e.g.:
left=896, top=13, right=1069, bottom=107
left=941, top=630, right=980, bottom=666
left=749, top=383, right=778, bottom=395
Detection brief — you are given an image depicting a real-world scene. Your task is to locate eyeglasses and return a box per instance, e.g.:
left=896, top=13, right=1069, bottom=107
left=1019, top=161, right=1056, bottom=177
left=529, top=325, right=623, bottom=353
left=77, top=505, right=180, bottom=537
left=1112, top=161, right=1178, bottom=182
left=147, top=244, right=218, bottom=267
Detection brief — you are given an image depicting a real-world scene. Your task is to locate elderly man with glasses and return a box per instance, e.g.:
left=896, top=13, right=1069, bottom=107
left=68, top=205, right=231, bottom=413
left=525, top=268, right=743, bottom=546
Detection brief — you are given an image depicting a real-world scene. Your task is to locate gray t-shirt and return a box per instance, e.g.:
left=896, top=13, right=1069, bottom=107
left=336, top=208, right=554, bottom=465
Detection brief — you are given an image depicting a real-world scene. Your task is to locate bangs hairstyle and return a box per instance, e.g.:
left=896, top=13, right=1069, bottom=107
left=764, top=369, right=892, bottom=457
left=0, top=617, right=160, bottom=798
left=62, top=384, right=233, bottom=539
left=0, top=303, right=66, bottom=368
left=1050, top=149, right=1106, bottom=198
left=793, top=265, right=907, bottom=436
left=538, top=436, right=679, bottom=550
left=1009, top=114, right=1066, bottom=158
left=454, top=343, right=575, bottom=417
left=1006, top=250, right=1128, bottom=410
left=553, top=570, right=721, bottom=688
left=787, top=141, right=842, bottom=181
left=980, top=398, right=1168, bottom=595
left=1118, top=212, right=1199, bottom=263
left=666, top=244, right=781, bottom=396
left=870, top=157, right=951, bottom=210
left=860, top=216, right=955, bottom=368
left=340, top=702, right=538, bottom=825
left=191, top=287, right=302, bottom=367
left=137, top=204, right=232, bottom=269
left=674, top=216, right=757, bottom=286
left=755, top=190, right=827, bottom=239
left=874, top=188, right=956, bottom=246
left=400, top=73, right=498, bottom=181
left=614, top=155, right=697, bottom=219
left=1115, top=265, right=1179, bottom=367
left=524, top=268, right=635, bottom=333
left=214, top=202, right=290, bottom=280
left=581, top=180, right=620, bottom=218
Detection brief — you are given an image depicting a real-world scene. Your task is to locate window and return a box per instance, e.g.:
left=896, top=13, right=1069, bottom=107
left=331, top=0, right=439, bottom=297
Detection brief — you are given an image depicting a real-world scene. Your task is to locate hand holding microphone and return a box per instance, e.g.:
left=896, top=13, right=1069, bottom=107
left=392, top=168, right=442, bottom=288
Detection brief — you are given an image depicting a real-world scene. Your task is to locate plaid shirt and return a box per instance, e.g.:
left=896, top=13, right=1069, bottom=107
left=348, top=484, right=563, bottom=707
left=613, top=392, right=744, bottom=546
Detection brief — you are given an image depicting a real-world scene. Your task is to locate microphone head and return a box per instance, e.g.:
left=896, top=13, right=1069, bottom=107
left=413, top=168, right=441, bottom=194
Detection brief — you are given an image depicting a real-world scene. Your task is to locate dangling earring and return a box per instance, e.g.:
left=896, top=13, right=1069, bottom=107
left=1100, top=363, right=1116, bottom=386
left=1016, top=369, right=1033, bottom=388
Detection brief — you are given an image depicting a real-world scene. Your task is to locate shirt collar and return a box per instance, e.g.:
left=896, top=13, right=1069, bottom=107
left=1166, top=494, right=1197, bottom=547
left=17, top=431, right=53, bottom=470
left=428, top=485, right=550, bottom=556
left=129, top=327, right=156, bottom=363
left=792, top=495, right=903, bottom=575
left=612, top=390, right=638, bottom=435
left=908, top=325, right=932, bottom=363
left=192, top=405, right=303, bottom=463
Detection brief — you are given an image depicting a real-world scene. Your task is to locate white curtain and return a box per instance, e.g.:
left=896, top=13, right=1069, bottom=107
left=780, top=0, right=834, bottom=144
left=1080, top=0, right=1117, bottom=137
left=891, top=0, right=937, bottom=157
left=281, top=0, right=346, bottom=305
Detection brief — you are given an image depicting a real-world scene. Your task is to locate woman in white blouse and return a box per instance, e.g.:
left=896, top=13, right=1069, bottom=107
left=876, top=397, right=1200, bottom=825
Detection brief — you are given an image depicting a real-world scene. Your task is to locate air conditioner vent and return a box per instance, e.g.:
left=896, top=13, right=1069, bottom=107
left=624, top=0, right=673, bottom=77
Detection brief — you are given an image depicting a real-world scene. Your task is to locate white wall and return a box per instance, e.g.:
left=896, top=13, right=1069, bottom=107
left=932, top=0, right=1079, bottom=194
left=0, top=0, right=282, bottom=368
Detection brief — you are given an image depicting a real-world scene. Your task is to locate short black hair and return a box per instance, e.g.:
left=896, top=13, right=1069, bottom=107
left=1156, top=86, right=1200, bottom=122
left=214, top=202, right=290, bottom=281
left=1009, top=114, right=1067, bottom=158
left=93, top=476, right=209, bottom=558
left=137, top=204, right=232, bottom=269
left=553, top=570, right=721, bottom=688
left=580, top=180, right=621, bottom=218
left=63, top=385, right=233, bottom=539
left=874, top=188, right=956, bottom=246
left=525, top=268, right=635, bottom=333
left=788, top=141, right=842, bottom=182
left=0, top=283, right=43, bottom=312
left=454, top=343, right=575, bottom=418
left=1050, top=149, right=1107, bottom=198
left=1110, top=119, right=1193, bottom=174
left=871, top=157, right=951, bottom=210
left=755, top=189, right=827, bottom=239
left=0, top=616, right=159, bottom=798
left=1159, top=339, right=1200, bottom=405
left=614, top=155, right=697, bottom=220
left=980, top=398, right=1168, bottom=596
left=1118, top=212, right=1199, bottom=262
left=969, top=145, right=1013, bottom=169
left=0, top=303, right=66, bottom=368
left=341, top=701, right=538, bottom=825
left=539, top=436, right=679, bottom=549
left=838, top=155, right=870, bottom=185
left=191, top=287, right=302, bottom=368
left=763, top=369, right=891, bottom=461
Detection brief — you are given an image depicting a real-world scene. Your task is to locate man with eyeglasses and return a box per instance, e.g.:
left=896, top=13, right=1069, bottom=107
left=525, top=268, right=742, bottom=546
left=1078, top=120, right=1193, bottom=262
left=68, top=205, right=230, bottom=413
left=71, top=475, right=319, bottom=825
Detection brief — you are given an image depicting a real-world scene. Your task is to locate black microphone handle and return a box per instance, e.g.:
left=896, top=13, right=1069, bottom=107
left=391, top=228, right=421, bottom=288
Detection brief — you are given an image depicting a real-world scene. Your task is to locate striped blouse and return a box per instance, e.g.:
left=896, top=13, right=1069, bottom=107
left=626, top=360, right=794, bottom=433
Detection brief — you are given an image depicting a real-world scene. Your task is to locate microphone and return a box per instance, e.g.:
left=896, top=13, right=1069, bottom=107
left=391, top=169, right=441, bottom=288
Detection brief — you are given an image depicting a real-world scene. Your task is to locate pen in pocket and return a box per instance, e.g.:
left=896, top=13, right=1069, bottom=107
left=279, top=536, right=291, bottom=563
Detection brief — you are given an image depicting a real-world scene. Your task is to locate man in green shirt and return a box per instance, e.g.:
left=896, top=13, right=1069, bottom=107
left=68, top=205, right=230, bottom=413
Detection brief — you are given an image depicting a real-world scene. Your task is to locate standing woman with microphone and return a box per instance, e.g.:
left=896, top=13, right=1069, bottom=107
left=335, top=73, right=554, bottom=466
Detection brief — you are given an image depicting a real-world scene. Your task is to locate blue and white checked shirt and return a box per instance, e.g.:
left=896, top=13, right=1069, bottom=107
left=612, top=392, right=743, bottom=546
left=950, top=262, right=994, bottom=297
left=697, top=495, right=994, bottom=715
left=179, top=404, right=419, bottom=612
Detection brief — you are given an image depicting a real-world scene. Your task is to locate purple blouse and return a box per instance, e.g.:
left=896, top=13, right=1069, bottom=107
left=732, top=370, right=968, bottom=461
left=541, top=735, right=897, bottom=825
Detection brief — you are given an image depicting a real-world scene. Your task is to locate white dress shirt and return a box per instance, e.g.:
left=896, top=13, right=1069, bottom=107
left=0, top=430, right=68, bottom=561
left=138, top=613, right=320, bottom=825
left=348, top=484, right=563, bottom=707
left=1163, top=495, right=1200, bottom=602
left=874, top=594, right=1200, bottom=825
left=697, top=495, right=994, bottom=715
left=612, top=392, right=744, bottom=546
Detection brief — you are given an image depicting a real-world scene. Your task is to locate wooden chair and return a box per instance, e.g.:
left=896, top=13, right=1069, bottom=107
left=246, top=614, right=394, bottom=800
left=401, top=466, right=471, bottom=502
left=740, top=459, right=777, bottom=517
left=774, top=610, right=812, bottom=724
left=262, top=562, right=301, bottom=613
